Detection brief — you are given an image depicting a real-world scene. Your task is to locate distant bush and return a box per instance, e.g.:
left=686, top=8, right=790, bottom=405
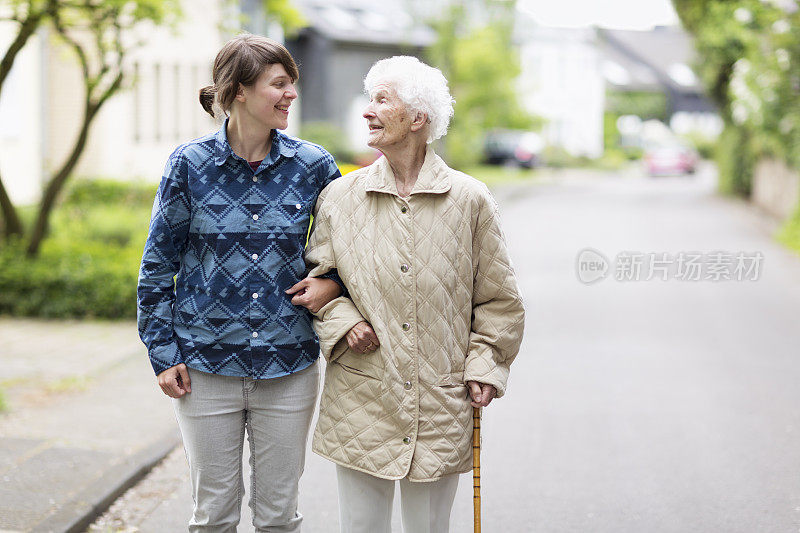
left=541, top=146, right=590, bottom=169
left=0, top=238, right=139, bottom=319
left=300, top=122, right=355, bottom=164
left=64, top=178, right=156, bottom=207
left=0, top=178, right=153, bottom=319
left=715, top=125, right=754, bottom=196
left=681, top=131, right=716, bottom=160
left=778, top=210, right=800, bottom=256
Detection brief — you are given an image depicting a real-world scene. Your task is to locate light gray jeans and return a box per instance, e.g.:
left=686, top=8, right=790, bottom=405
left=173, top=361, right=320, bottom=532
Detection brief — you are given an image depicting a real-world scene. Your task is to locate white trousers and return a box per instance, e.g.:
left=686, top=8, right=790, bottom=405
left=173, top=361, right=319, bottom=533
left=336, top=465, right=460, bottom=533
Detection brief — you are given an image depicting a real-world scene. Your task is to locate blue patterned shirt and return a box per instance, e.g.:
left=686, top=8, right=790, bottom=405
left=137, top=120, right=342, bottom=378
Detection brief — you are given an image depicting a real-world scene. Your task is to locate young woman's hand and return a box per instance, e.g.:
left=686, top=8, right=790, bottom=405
left=285, top=277, right=342, bottom=313
left=157, top=363, right=192, bottom=398
left=346, top=321, right=380, bottom=354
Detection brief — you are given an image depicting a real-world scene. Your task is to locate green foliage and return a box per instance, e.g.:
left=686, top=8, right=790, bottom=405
left=64, top=178, right=157, bottom=207
left=777, top=209, right=800, bottom=256
left=680, top=131, right=717, bottom=159
left=606, top=91, right=668, bottom=121
left=674, top=0, right=800, bottom=197
left=427, top=1, right=540, bottom=169
left=0, top=178, right=154, bottom=319
left=0, top=238, right=140, bottom=319
left=299, top=122, right=354, bottom=164
left=714, top=124, right=754, bottom=196
left=262, top=0, right=306, bottom=36
left=541, top=146, right=591, bottom=169
left=460, top=164, right=536, bottom=187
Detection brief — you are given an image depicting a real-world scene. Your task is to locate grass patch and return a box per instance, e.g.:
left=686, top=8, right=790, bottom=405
left=460, top=165, right=537, bottom=187
left=777, top=212, right=800, bottom=255
left=44, top=375, right=93, bottom=394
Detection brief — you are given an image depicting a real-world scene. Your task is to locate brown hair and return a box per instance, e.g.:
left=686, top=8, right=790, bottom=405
left=199, top=33, right=299, bottom=118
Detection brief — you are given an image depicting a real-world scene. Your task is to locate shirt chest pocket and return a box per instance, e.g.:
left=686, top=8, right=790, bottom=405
left=265, top=194, right=311, bottom=235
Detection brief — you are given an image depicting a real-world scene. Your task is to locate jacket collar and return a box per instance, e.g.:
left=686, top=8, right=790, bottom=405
left=214, top=118, right=298, bottom=167
left=364, top=145, right=451, bottom=196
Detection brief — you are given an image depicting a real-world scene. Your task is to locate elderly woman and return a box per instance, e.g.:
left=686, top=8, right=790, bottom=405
left=294, top=56, right=525, bottom=533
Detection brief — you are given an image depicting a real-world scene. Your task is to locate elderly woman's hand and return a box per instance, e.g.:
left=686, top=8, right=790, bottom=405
left=286, top=277, right=342, bottom=313
left=346, top=321, right=380, bottom=354
left=466, top=381, right=497, bottom=408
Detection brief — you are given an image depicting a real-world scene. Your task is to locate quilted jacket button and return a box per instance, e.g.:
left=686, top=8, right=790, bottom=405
left=400, top=205, right=408, bottom=213
left=403, top=436, right=411, bottom=444
left=400, top=264, right=409, bottom=273
left=402, top=322, right=410, bottom=331
left=404, top=381, right=412, bottom=390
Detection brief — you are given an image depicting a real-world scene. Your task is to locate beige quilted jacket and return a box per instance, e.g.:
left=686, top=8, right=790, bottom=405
left=306, top=147, right=525, bottom=481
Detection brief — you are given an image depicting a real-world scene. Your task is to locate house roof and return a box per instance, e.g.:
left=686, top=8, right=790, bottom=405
left=294, top=0, right=436, bottom=47
left=598, top=26, right=703, bottom=94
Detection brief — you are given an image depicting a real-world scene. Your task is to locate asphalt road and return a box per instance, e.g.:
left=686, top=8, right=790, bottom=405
left=92, top=162, right=800, bottom=532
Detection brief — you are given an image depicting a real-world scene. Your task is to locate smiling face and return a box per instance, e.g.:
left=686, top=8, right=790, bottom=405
left=237, top=63, right=297, bottom=130
left=363, top=82, right=414, bottom=150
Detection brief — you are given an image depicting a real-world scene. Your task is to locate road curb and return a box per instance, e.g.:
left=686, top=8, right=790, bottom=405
left=31, top=430, right=182, bottom=533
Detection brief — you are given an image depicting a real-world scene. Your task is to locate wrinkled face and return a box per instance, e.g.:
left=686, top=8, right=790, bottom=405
left=363, top=82, right=412, bottom=150
left=238, top=63, right=297, bottom=130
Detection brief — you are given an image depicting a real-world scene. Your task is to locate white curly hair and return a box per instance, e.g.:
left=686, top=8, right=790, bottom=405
left=363, top=56, right=455, bottom=143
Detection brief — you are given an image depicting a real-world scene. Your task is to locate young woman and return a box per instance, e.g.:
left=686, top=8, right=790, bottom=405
left=137, top=34, right=342, bottom=532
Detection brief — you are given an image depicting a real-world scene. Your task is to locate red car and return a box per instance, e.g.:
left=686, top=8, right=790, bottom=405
left=644, top=143, right=698, bottom=176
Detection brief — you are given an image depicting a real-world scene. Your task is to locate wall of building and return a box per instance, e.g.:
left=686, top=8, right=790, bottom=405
left=49, top=0, right=226, bottom=184
left=753, top=157, right=800, bottom=221
left=0, top=24, right=44, bottom=205
left=517, top=26, right=605, bottom=158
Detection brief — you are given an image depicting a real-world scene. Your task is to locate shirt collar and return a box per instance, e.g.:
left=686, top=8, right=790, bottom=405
left=364, top=145, right=451, bottom=196
left=214, top=118, right=298, bottom=167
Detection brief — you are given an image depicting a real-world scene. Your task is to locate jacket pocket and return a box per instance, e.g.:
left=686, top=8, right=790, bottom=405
left=334, top=347, right=383, bottom=381
left=437, top=371, right=465, bottom=388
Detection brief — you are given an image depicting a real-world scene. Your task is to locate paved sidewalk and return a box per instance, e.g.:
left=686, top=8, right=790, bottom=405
left=0, top=319, right=180, bottom=532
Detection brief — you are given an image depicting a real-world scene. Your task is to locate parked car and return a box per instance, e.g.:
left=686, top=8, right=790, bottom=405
left=483, top=129, right=543, bottom=168
left=643, top=142, right=699, bottom=176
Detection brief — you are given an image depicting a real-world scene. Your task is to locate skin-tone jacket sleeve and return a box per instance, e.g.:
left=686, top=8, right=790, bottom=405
left=463, top=193, right=525, bottom=398
left=305, top=186, right=364, bottom=362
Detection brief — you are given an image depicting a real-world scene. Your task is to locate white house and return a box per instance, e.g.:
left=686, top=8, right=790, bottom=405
left=0, top=0, right=249, bottom=205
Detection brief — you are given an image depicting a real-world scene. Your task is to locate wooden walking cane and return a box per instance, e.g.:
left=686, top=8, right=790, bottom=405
left=472, top=406, right=482, bottom=533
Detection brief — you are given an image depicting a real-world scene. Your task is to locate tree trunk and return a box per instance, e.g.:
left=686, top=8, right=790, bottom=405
left=0, top=11, right=46, bottom=239
left=0, top=177, right=23, bottom=238
left=26, top=103, right=100, bottom=257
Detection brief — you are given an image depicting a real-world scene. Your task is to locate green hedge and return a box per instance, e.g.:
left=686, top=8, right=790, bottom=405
left=0, top=178, right=154, bottom=319
left=0, top=238, right=140, bottom=319
left=715, top=124, right=755, bottom=196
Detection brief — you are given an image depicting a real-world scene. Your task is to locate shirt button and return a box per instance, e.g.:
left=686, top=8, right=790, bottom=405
left=252, top=214, right=259, bottom=221
left=400, top=206, right=408, bottom=213
left=252, top=331, right=258, bottom=338
left=402, top=322, right=410, bottom=331
left=400, top=264, right=409, bottom=273
left=404, top=381, right=412, bottom=390
left=403, top=436, right=411, bottom=444
left=252, top=176, right=258, bottom=182
left=295, top=203, right=302, bottom=210
left=252, top=293, right=259, bottom=299
left=251, top=254, right=258, bottom=260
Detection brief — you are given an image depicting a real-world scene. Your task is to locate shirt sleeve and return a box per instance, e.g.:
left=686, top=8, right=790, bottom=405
left=137, top=149, right=191, bottom=376
left=463, top=190, right=526, bottom=398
